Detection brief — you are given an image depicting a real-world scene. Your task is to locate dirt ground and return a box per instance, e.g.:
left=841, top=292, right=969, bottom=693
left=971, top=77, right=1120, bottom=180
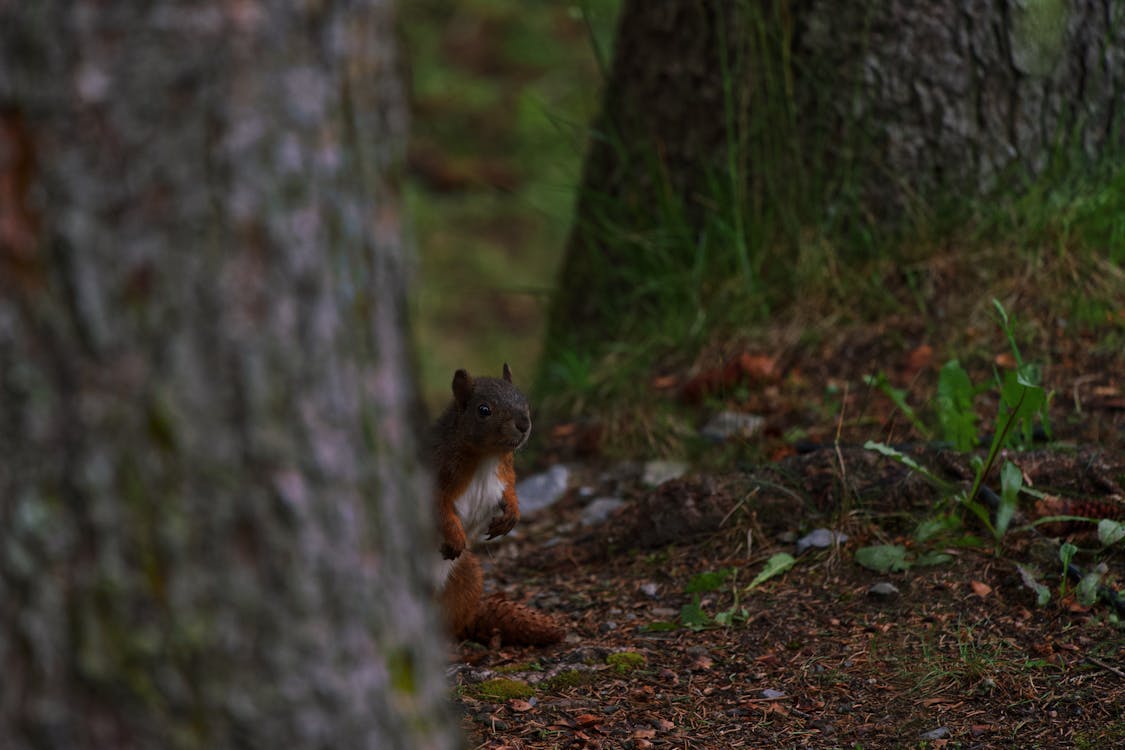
left=451, top=311, right=1125, bottom=750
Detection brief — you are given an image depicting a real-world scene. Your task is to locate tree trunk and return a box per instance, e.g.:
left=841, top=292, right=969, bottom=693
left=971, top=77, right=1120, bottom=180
left=547, top=0, right=1125, bottom=348
left=0, top=2, right=457, bottom=749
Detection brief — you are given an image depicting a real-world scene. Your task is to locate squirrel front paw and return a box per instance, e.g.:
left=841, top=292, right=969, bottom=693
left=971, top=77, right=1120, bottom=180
left=486, top=502, right=519, bottom=539
left=440, top=539, right=465, bottom=560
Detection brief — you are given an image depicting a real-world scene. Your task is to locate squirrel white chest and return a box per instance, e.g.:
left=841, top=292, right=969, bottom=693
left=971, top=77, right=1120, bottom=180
left=455, top=456, right=505, bottom=540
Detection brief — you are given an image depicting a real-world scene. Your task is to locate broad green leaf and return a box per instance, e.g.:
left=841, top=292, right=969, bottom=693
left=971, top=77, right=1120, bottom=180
left=854, top=544, right=910, bottom=573
left=1098, top=519, right=1125, bottom=547
left=936, top=359, right=977, bottom=451
left=745, top=553, right=797, bottom=590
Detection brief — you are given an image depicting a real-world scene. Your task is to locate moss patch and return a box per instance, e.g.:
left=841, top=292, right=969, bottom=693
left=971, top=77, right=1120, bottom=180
left=473, top=678, right=535, bottom=702
left=542, top=669, right=597, bottom=691
left=605, top=651, right=646, bottom=673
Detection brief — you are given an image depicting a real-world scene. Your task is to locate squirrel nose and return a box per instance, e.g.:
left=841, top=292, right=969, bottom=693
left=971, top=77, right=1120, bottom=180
left=515, top=414, right=530, bottom=434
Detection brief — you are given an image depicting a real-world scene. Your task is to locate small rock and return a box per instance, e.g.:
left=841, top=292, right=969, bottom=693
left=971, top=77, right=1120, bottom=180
left=599, top=621, right=618, bottom=634
left=516, top=465, right=569, bottom=514
left=919, top=726, right=950, bottom=741
left=760, top=688, right=786, bottom=699
left=642, top=460, right=688, bottom=487
left=639, top=582, right=660, bottom=599
left=795, top=528, right=849, bottom=555
left=580, top=496, right=626, bottom=526
left=868, top=582, right=900, bottom=597
left=700, top=411, right=766, bottom=441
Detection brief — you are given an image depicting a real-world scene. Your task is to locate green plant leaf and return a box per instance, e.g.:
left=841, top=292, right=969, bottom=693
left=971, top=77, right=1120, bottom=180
left=1059, top=542, right=1078, bottom=567
left=957, top=489, right=997, bottom=538
left=992, top=298, right=1022, bottom=368
left=863, top=441, right=950, bottom=490
left=1058, top=542, right=1078, bottom=595
left=1076, top=570, right=1102, bottom=607
left=714, top=607, right=748, bottom=626
left=680, top=594, right=710, bottom=631
left=914, top=513, right=962, bottom=543
left=854, top=544, right=910, bottom=573
left=996, top=460, right=1022, bottom=537
left=686, top=568, right=734, bottom=593
left=914, top=551, right=954, bottom=567
left=745, top=553, right=796, bottom=590
left=864, top=372, right=931, bottom=439
left=1098, top=519, right=1125, bottom=547
left=1016, top=564, right=1051, bottom=607
left=936, top=359, right=977, bottom=451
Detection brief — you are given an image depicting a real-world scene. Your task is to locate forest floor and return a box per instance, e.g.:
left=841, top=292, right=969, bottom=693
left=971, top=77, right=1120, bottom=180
left=451, top=308, right=1125, bottom=750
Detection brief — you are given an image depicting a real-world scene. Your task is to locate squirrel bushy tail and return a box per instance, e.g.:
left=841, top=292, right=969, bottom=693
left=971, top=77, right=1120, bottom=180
left=464, top=593, right=564, bottom=647
left=444, top=551, right=563, bottom=647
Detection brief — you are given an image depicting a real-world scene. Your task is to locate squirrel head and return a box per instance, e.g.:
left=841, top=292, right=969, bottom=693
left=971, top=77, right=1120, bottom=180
left=448, top=363, right=531, bottom=452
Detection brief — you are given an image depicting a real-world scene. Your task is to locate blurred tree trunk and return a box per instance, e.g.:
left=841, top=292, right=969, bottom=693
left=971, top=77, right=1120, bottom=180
left=548, top=0, right=1124, bottom=347
left=0, top=2, right=457, bottom=749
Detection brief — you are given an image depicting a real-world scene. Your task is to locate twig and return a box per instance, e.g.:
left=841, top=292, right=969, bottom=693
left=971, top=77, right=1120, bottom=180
left=1084, top=656, right=1125, bottom=679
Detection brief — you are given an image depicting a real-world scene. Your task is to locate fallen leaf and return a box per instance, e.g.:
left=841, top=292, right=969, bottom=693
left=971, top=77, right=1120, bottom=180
left=970, top=580, right=992, bottom=597
left=508, top=699, right=534, bottom=712
left=651, top=374, right=678, bottom=390
left=574, top=713, right=601, bottom=727
left=633, top=728, right=656, bottom=739
left=994, top=352, right=1017, bottom=369
left=905, top=344, right=934, bottom=373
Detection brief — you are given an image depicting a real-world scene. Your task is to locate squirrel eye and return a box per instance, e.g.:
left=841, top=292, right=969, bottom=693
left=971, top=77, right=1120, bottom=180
left=477, top=403, right=491, bottom=418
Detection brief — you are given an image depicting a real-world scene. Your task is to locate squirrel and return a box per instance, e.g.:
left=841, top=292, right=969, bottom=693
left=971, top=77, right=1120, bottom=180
left=431, top=363, right=563, bottom=647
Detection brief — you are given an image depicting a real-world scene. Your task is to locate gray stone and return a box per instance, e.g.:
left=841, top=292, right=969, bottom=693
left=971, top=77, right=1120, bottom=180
left=796, top=528, right=849, bottom=555
left=642, top=460, right=687, bottom=487
left=760, top=688, right=786, bottom=699
left=580, top=496, right=626, bottom=526
left=639, top=582, right=659, bottom=599
left=868, top=582, right=900, bottom=597
left=919, top=726, right=950, bottom=741
left=516, top=465, right=570, bottom=514
left=700, top=411, right=765, bottom=442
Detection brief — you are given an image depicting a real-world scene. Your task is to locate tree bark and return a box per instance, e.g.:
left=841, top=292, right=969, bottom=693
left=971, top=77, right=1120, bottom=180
left=0, top=2, right=457, bottom=749
left=548, top=0, right=1125, bottom=347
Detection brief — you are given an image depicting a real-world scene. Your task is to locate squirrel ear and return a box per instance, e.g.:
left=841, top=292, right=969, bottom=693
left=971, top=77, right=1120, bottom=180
left=502, top=362, right=513, bottom=383
left=452, top=369, right=473, bottom=406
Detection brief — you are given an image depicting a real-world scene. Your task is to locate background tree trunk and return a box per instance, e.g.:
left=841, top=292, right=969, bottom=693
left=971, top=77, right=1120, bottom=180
left=547, top=0, right=1125, bottom=348
left=0, top=2, right=457, bottom=748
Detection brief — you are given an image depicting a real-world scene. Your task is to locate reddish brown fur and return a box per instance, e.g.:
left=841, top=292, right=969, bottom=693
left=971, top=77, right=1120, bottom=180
left=432, top=366, right=563, bottom=647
